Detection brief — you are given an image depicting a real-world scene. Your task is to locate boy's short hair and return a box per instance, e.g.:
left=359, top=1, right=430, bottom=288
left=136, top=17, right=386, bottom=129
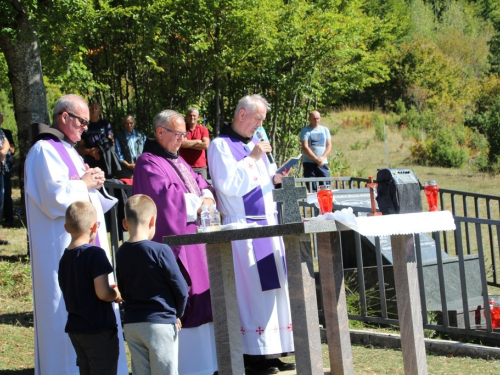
left=65, top=201, right=97, bottom=234
left=125, top=194, right=157, bottom=226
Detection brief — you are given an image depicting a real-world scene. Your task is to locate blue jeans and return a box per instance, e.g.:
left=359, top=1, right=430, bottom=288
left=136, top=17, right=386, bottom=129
left=302, top=162, right=330, bottom=192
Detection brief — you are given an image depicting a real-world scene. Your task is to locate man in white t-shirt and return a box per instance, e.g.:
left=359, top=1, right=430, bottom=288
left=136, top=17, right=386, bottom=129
left=300, top=111, right=332, bottom=191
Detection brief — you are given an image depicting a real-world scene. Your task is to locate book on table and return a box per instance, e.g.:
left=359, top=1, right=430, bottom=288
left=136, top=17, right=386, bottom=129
left=277, top=154, right=302, bottom=174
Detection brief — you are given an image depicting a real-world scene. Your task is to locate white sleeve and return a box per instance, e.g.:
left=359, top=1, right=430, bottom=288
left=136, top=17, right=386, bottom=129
left=184, top=188, right=215, bottom=222
left=207, top=138, right=264, bottom=198
left=24, top=141, right=89, bottom=220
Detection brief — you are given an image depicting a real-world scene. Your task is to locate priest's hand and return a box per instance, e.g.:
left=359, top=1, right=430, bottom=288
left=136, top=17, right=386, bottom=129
left=249, top=141, right=272, bottom=162
left=197, top=197, right=215, bottom=215
left=177, top=318, right=182, bottom=331
left=273, top=167, right=290, bottom=185
left=81, top=166, right=106, bottom=190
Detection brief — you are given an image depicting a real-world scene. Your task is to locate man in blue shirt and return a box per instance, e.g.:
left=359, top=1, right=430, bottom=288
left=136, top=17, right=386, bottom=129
left=300, top=110, right=332, bottom=191
left=115, top=115, right=147, bottom=179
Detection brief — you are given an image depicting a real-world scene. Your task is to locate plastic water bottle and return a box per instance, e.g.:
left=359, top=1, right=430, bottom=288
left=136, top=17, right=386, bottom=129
left=200, top=206, right=211, bottom=232
left=210, top=204, right=220, bottom=230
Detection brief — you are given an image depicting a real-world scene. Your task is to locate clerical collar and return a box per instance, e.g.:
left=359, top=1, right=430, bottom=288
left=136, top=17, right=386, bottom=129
left=31, top=123, right=75, bottom=146
left=220, top=122, right=252, bottom=144
left=143, top=138, right=178, bottom=159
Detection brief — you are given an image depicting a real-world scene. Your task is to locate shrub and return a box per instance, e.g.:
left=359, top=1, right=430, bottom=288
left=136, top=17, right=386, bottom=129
left=409, top=125, right=469, bottom=168
left=350, top=140, right=364, bottom=150
left=385, top=112, right=401, bottom=128
left=485, top=96, right=500, bottom=163
left=329, top=151, right=350, bottom=177
left=373, top=113, right=385, bottom=142
left=430, top=128, right=468, bottom=168
left=393, top=99, right=406, bottom=116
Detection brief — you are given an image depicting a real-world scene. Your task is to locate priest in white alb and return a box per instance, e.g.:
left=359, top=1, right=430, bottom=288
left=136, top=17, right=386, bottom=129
left=207, top=94, right=296, bottom=374
left=25, top=94, right=128, bottom=375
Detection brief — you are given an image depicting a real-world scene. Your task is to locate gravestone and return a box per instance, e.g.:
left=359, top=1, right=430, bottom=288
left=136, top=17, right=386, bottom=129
left=273, top=176, right=307, bottom=224
left=332, top=189, right=447, bottom=265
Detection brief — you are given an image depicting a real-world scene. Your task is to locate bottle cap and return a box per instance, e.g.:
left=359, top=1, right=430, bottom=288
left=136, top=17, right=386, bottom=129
left=318, top=185, right=332, bottom=191
left=425, top=180, right=437, bottom=187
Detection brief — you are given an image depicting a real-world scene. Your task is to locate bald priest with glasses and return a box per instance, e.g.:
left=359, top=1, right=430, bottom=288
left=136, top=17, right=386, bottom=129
left=132, top=109, right=218, bottom=375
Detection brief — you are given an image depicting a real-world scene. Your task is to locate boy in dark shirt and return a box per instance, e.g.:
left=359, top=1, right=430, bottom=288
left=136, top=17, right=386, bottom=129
left=58, top=201, right=122, bottom=375
left=116, top=194, right=188, bottom=375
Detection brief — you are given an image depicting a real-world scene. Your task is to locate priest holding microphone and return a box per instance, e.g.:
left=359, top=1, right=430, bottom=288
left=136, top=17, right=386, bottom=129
left=207, top=94, right=296, bottom=374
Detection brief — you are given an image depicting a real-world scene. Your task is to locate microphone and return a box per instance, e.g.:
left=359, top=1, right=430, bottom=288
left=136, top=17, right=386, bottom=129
left=255, top=130, right=275, bottom=164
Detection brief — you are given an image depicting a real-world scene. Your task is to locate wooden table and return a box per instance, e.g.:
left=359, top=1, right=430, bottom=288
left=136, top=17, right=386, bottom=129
left=164, top=219, right=430, bottom=375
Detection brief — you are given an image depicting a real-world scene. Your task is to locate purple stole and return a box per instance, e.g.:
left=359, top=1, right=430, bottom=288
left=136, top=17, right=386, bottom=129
left=219, top=134, right=281, bottom=291
left=45, top=137, right=101, bottom=247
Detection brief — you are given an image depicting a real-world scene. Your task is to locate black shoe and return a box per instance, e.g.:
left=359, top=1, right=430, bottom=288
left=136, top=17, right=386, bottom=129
left=270, top=358, right=296, bottom=371
left=0, top=237, right=10, bottom=245
left=246, top=362, right=280, bottom=374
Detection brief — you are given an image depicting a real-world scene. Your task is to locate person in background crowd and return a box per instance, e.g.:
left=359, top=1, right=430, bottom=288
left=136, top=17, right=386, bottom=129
left=207, top=94, right=296, bottom=374
left=0, top=112, right=10, bottom=244
left=179, top=107, right=210, bottom=179
left=77, top=103, right=120, bottom=178
left=25, top=94, right=128, bottom=375
left=300, top=110, right=332, bottom=192
left=133, top=110, right=218, bottom=375
left=115, top=115, right=147, bottom=179
left=0, top=113, right=15, bottom=227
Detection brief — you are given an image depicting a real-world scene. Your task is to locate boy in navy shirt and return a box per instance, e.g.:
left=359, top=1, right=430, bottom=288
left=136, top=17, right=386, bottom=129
left=116, top=194, right=188, bottom=375
left=58, top=201, right=122, bottom=374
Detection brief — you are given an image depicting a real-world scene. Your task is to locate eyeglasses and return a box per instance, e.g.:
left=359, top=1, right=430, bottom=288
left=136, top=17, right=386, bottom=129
left=160, top=126, right=188, bottom=139
left=60, top=112, right=90, bottom=127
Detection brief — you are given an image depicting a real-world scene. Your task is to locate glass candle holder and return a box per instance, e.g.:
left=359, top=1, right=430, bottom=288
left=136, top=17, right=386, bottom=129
left=317, top=185, right=333, bottom=215
left=424, top=180, right=439, bottom=212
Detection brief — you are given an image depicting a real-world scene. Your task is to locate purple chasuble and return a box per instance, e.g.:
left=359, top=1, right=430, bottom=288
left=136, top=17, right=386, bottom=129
left=45, top=137, right=101, bottom=247
left=133, top=149, right=214, bottom=328
left=219, top=134, right=281, bottom=291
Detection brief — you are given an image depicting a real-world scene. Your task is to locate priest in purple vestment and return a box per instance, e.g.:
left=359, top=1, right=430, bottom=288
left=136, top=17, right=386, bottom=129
left=132, top=109, right=218, bottom=375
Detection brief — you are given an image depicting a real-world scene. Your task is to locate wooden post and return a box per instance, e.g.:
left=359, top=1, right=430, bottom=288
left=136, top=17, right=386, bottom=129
left=206, top=242, right=245, bottom=375
left=391, top=234, right=428, bottom=375
left=283, top=233, right=324, bottom=375
left=317, top=231, right=354, bottom=375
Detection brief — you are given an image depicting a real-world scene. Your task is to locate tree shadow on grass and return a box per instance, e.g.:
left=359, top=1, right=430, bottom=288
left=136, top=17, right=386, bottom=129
left=0, top=311, right=33, bottom=328
left=0, top=254, right=29, bottom=263
left=0, top=370, right=34, bottom=374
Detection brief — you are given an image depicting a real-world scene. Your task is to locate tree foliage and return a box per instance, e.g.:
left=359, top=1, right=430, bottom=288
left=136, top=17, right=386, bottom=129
left=1, top=0, right=500, bottom=168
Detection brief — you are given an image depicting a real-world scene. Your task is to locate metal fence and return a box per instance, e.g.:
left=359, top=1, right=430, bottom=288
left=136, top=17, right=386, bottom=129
left=294, top=176, right=500, bottom=340
left=104, top=176, right=500, bottom=340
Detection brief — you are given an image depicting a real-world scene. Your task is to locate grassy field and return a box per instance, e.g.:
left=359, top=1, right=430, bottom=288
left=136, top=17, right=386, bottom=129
left=2, top=111, right=500, bottom=373
left=324, top=108, right=500, bottom=197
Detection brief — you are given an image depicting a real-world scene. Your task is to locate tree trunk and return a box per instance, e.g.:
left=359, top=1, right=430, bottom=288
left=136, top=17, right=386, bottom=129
left=0, top=1, right=49, bottom=196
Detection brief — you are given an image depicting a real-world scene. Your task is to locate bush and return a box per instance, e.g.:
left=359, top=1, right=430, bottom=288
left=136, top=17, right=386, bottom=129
left=430, top=128, right=468, bottom=168
left=467, top=128, right=490, bottom=172
left=350, top=140, right=364, bottom=150
left=393, top=99, right=406, bottom=116
left=385, top=112, right=401, bottom=128
left=485, top=96, right=500, bottom=163
left=373, top=113, right=385, bottom=142
left=409, top=126, right=469, bottom=168
left=329, top=150, right=350, bottom=177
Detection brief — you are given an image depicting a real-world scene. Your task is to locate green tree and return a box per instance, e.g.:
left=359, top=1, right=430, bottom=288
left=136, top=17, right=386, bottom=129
left=0, top=1, right=50, bottom=165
